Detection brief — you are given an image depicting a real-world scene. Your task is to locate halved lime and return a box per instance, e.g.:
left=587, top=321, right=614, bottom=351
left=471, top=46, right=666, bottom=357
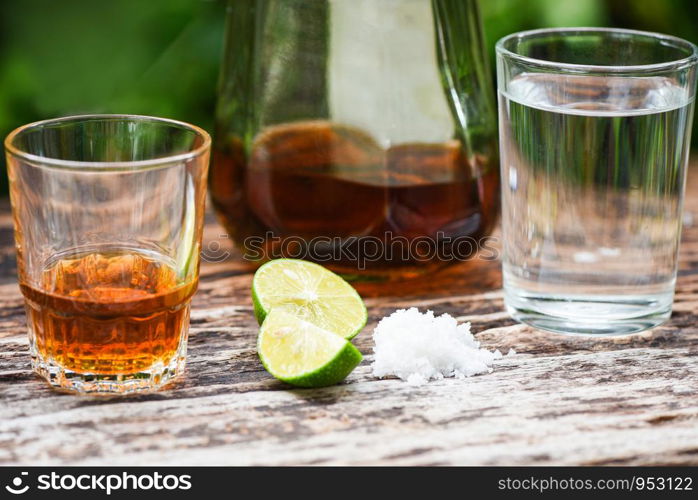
left=252, top=259, right=367, bottom=340
left=258, top=309, right=363, bottom=387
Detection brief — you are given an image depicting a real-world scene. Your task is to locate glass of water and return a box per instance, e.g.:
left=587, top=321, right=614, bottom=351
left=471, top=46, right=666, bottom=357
left=496, top=28, right=698, bottom=335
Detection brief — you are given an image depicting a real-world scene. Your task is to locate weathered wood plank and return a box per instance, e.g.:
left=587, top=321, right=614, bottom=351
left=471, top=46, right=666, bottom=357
left=0, top=166, right=697, bottom=466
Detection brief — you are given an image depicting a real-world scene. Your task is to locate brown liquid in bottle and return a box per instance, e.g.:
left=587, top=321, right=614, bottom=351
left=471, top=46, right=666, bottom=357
left=20, top=251, right=196, bottom=375
left=210, top=121, right=499, bottom=278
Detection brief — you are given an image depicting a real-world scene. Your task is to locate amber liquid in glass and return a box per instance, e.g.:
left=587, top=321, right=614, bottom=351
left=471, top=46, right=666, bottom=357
left=210, top=121, right=499, bottom=278
left=20, top=250, right=196, bottom=375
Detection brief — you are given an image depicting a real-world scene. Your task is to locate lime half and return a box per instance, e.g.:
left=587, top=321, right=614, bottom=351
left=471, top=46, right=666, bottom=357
left=252, top=259, right=367, bottom=340
left=258, top=309, right=363, bottom=387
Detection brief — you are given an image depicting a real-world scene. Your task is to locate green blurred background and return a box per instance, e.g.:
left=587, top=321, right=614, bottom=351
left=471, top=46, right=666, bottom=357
left=0, top=0, right=696, bottom=194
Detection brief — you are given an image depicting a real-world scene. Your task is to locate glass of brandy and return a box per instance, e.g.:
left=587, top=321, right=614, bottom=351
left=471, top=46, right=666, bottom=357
left=4, top=115, right=210, bottom=394
left=212, top=0, right=499, bottom=281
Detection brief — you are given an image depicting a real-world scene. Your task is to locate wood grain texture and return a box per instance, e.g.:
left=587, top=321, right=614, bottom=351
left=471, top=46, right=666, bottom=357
left=1, top=166, right=697, bottom=466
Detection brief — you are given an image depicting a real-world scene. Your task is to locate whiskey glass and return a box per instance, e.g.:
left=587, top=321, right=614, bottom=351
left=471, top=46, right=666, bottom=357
left=5, top=115, right=211, bottom=393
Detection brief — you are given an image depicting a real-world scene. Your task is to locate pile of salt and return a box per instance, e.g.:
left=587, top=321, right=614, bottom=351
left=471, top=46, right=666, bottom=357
left=371, top=307, right=512, bottom=385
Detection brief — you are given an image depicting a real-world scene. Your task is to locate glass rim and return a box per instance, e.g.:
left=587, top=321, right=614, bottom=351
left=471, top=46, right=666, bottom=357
left=496, top=27, right=698, bottom=73
left=4, top=113, right=212, bottom=171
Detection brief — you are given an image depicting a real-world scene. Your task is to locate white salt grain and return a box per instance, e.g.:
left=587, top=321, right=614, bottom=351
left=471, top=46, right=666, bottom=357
left=371, top=308, right=507, bottom=385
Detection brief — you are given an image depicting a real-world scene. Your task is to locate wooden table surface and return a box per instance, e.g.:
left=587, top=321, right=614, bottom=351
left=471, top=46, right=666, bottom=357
left=1, top=167, right=697, bottom=467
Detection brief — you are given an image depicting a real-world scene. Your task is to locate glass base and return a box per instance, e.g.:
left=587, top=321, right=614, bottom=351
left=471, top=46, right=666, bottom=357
left=31, top=344, right=186, bottom=395
left=505, top=289, right=672, bottom=336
